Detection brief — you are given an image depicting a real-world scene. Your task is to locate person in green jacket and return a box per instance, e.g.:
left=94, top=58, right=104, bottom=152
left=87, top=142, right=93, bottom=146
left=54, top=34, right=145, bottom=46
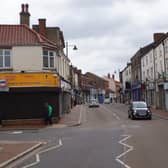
left=44, top=102, right=53, bottom=125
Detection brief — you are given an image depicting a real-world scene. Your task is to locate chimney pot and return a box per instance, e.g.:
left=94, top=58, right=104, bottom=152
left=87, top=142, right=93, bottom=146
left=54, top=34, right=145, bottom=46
left=25, top=4, right=29, bottom=13
left=20, top=4, right=30, bottom=26
left=21, top=4, right=24, bottom=13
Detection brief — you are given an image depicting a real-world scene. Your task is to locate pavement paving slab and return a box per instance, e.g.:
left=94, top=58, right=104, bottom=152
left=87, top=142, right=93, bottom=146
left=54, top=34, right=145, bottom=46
left=151, top=107, right=168, bottom=119
left=0, top=141, right=43, bottom=168
left=58, top=105, right=82, bottom=126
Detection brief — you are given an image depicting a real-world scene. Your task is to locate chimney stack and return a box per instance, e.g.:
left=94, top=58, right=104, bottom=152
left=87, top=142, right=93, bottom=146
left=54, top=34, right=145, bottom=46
left=20, top=4, right=30, bottom=26
left=153, top=33, right=166, bottom=42
left=112, top=74, right=115, bottom=80
left=107, top=73, right=110, bottom=79
left=38, top=19, right=46, bottom=36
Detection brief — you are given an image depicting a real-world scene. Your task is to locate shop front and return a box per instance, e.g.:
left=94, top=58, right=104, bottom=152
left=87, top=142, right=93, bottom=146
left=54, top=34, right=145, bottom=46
left=60, top=79, right=71, bottom=116
left=0, top=72, right=61, bottom=125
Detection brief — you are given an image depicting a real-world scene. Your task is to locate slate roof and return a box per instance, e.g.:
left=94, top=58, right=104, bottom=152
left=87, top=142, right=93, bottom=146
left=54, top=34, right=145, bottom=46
left=131, top=42, right=155, bottom=61
left=0, top=24, right=57, bottom=48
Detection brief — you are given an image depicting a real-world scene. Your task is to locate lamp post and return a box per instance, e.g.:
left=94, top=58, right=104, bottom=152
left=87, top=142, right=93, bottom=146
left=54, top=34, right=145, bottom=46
left=65, top=41, right=77, bottom=57
left=65, top=41, right=78, bottom=107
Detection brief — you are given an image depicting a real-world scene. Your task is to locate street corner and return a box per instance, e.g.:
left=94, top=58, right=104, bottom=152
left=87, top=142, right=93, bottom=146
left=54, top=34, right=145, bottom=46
left=0, top=141, right=44, bottom=168
left=58, top=109, right=82, bottom=127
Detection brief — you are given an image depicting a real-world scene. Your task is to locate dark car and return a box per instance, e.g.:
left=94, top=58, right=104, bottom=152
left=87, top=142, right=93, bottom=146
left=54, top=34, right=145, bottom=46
left=128, top=101, right=152, bottom=120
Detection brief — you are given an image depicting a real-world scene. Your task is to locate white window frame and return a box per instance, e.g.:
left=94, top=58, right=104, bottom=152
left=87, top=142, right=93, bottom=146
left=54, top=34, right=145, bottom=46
left=43, top=50, right=55, bottom=68
left=0, top=49, right=11, bottom=69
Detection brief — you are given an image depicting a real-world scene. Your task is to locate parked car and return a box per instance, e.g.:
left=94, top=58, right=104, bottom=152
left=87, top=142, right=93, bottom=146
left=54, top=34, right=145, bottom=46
left=89, top=99, right=99, bottom=108
left=128, top=101, right=152, bottom=120
left=104, top=98, right=110, bottom=104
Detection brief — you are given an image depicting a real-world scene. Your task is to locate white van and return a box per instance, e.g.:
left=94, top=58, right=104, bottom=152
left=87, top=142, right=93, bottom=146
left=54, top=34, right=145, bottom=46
left=104, top=98, right=110, bottom=104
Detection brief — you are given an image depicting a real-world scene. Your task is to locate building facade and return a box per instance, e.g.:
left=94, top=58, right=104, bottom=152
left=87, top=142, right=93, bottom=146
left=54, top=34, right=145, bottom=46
left=32, top=18, right=71, bottom=115
left=0, top=4, right=72, bottom=125
left=85, top=72, right=107, bottom=103
left=121, top=32, right=168, bottom=112
left=120, top=63, right=132, bottom=104
left=0, top=23, right=61, bottom=124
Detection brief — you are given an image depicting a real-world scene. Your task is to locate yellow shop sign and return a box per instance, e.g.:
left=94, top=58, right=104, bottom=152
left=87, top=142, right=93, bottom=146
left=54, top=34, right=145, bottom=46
left=0, top=73, right=60, bottom=87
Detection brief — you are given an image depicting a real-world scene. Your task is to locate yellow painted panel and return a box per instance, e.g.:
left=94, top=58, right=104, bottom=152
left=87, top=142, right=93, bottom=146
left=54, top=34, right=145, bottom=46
left=0, top=73, right=60, bottom=87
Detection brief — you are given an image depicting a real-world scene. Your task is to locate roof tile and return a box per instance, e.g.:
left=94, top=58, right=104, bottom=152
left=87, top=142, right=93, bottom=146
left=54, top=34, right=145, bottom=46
left=0, top=24, right=57, bottom=47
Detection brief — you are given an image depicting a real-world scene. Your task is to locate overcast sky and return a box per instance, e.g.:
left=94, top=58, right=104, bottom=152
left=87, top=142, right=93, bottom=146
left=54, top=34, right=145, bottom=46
left=1, top=0, right=168, bottom=80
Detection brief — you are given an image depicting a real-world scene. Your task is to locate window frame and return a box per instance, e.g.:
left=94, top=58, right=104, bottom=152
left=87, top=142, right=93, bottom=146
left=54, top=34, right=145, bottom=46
left=43, top=50, right=55, bottom=69
left=0, top=49, right=11, bottom=69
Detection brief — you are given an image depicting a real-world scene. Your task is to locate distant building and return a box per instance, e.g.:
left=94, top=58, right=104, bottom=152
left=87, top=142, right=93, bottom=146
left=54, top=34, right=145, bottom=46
left=103, top=73, right=116, bottom=103
left=120, top=63, right=132, bottom=104
left=85, top=72, right=107, bottom=103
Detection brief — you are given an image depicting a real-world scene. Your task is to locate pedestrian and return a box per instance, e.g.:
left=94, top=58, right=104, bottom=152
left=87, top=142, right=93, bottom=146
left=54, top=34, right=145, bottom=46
left=44, top=102, right=53, bottom=125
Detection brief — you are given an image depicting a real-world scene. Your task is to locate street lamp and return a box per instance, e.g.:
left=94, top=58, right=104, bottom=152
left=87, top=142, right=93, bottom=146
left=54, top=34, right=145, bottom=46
left=65, top=41, right=77, bottom=57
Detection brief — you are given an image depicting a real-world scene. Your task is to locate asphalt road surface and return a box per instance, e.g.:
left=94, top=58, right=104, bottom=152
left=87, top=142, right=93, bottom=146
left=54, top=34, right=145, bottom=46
left=1, top=103, right=168, bottom=168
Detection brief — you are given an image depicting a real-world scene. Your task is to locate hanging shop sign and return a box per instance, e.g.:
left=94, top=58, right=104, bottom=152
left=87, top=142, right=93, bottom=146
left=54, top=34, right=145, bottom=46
left=0, top=79, right=9, bottom=92
left=0, top=79, right=7, bottom=87
left=164, top=82, right=168, bottom=90
left=61, top=80, right=71, bottom=91
left=0, top=73, right=60, bottom=87
left=147, top=82, right=154, bottom=90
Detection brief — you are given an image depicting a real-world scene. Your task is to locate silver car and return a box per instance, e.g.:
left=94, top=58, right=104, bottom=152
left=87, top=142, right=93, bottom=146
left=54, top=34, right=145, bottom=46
left=89, top=99, right=99, bottom=108
left=128, top=101, right=152, bottom=120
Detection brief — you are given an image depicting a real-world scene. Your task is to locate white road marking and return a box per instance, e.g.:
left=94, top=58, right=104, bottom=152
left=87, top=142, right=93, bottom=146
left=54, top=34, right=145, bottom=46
left=22, top=139, right=63, bottom=168
left=101, top=105, right=121, bottom=120
left=9, top=131, right=23, bottom=134
left=116, top=135, right=133, bottom=168
left=116, top=116, right=121, bottom=120
left=0, top=142, right=42, bottom=168
left=78, top=105, right=83, bottom=125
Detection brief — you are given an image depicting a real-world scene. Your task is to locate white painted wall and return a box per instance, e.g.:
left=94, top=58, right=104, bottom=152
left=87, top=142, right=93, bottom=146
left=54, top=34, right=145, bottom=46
left=141, top=49, right=154, bottom=82
left=122, top=64, right=131, bottom=90
left=12, top=46, right=42, bottom=71
left=164, top=38, right=168, bottom=79
left=58, top=51, right=70, bottom=81
left=154, top=43, right=165, bottom=80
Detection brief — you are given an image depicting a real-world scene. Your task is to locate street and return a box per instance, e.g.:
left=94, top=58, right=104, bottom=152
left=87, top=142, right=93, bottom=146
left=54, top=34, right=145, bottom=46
left=0, top=103, right=168, bottom=168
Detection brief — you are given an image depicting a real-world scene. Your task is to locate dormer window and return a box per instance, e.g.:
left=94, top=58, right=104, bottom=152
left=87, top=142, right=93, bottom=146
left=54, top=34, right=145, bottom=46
left=0, top=49, right=11, bottom=68
left=43, top=50, right=55, bottom=68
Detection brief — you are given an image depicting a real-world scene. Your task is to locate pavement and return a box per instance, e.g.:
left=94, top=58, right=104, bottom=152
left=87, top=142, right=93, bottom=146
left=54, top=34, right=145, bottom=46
left=151, top=107, right=168, bottom=120
left=0, top=104, right=168, bottom=167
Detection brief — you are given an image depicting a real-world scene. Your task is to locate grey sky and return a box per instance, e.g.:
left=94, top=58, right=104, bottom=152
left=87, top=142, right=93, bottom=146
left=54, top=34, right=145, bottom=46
left=1, top=0, right=168, bottom=79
